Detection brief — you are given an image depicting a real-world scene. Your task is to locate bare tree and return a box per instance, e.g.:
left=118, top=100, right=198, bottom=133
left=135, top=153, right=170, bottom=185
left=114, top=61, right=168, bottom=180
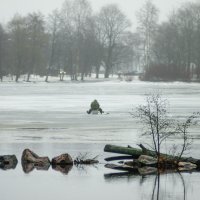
left=45, top=9, right=60, bottom=82
left=73, top=0, right=93, bottom=81
left=144, top=2, right=200, bottom=81
left=8, top=14, right=28, bottom=82
left=98, top=4, right=131, bottom=78
left=59, top=0, right=93, bottom=81
left=92, top=15, right=106, bottom=78
left=111, top=31, right=134, bottom=74
left=176, top=113, right=199, bottom=160
left=135, top=94, right=199, bottom=161
left=0, top=24, right=5, bottom=81
left=193, top=3, right=200, bottom=79
left=59, top=0, right=75, bottom=80
left=26, top=12, right=48, bottom=82
left=137, top=0, right=159, bottom=71
left=135, top=94, right=174, bottom=160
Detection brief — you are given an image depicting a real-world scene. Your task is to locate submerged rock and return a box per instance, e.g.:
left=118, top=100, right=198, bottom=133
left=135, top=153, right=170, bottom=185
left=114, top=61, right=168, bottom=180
left=52, top=154, right=73, bottom=165
left=178, top=162, right=197, bottom=171
left=22, top=162, right=50, bottom=173
left=138, top=155, right=157, bottom=167
left=0, top=155, right=18, bottom=170
left=138, top=167, right=158, bottom=176
left=52, top=164, right=73, bottom=175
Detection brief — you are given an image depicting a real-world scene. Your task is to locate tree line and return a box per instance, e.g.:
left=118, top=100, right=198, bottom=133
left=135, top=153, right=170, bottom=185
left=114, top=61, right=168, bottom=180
left=0, top=0, right=134, bottom=82
left=136, top=1, right=200, bottom=81
left=0, top=0, right=200, bottom=82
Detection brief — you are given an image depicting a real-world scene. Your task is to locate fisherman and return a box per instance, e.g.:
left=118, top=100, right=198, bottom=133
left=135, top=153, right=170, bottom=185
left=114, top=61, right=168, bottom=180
left=87, top=99, right=104, bottom=114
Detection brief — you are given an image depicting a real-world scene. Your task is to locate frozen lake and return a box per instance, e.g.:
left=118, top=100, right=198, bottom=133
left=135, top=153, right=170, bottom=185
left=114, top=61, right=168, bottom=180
left=0, top=80, right=200, bottom=200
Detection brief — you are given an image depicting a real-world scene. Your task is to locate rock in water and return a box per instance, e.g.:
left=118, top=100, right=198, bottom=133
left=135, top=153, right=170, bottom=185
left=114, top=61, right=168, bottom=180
left=52, top=164, right=73, bottom=175
left=22, top=162, right=50, bottom=174
left=138, top=167, right=157, bottom=176
left=52, top=154, right=73, bottom=165
left=21, top=149, right=50, bottom=166
left=178, top=162, right=197, bottom=171
left=0, top=155, right=18, bottom=170
left=138, top=155, right=157, bottom=167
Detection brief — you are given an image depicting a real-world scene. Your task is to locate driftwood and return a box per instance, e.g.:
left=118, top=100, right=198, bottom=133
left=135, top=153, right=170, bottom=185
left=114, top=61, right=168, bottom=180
left=104, top=144, right=200, bottom=167
left=74, top=153, right=99, bottom=165
left=21, top=149, right=50, bottom=168
left=105, top=163, right=200, bottom=176
left=105, top=156, right=134, bottom=162
left=105, top=164, right=158, bottom=176
left=105, top=164, right=139, bottom=173
left=0, top=155, right=18, bottom=170
left=104, top=144, right=145, bottom=158
left=52, top=154, right=73, bottom=165
left=74, top=159, right=99, bottom=165
left=104, top=172, right=137, bottom=180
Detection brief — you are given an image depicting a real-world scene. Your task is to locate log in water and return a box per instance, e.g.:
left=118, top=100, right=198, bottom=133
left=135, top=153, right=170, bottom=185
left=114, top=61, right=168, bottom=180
left=104, top=144, right=200, bottom=167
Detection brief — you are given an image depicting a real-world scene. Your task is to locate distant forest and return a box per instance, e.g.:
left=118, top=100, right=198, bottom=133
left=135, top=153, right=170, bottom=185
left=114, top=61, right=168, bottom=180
left=0, top=0, right=200, bottom=82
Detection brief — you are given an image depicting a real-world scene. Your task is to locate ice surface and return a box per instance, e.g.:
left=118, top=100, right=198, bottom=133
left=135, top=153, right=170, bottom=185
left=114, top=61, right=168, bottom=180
left=0, top=80, right=200, bottom=200
left=0, top=80, right=200, bottom=145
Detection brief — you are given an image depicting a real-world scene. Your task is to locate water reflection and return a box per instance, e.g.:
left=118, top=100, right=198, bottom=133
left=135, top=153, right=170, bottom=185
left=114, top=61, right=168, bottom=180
left=104, top=171, right=188, bottom=200
left=52, top=164, right=73, bottom=175
left=150, top=173, right=187, bottom=200
left=22, top=162, right=50, bottom=173
left=21, top=161, right=73, bottom=175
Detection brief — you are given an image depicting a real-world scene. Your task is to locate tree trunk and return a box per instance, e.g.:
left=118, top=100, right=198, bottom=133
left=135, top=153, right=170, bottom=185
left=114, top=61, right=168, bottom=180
left=104, top=145, right=144, bottom=158
left=104, top=65, right=110, bottom=78
left=96, top=65, right=100, bottom=79
left=104, top=144, right=200, bottom=167
left=45, top=68, right=50, bottom=82
left=45, top=75, right=49, bottom=82
left=0, top=67, right=2, bottom=82
left=15, top=74, right=20, bottom=82
left=26, top=73, right=31, bottom=82
left=81, top=72, right=84, bottom=81
left=105, top=156, right=134, bottom=162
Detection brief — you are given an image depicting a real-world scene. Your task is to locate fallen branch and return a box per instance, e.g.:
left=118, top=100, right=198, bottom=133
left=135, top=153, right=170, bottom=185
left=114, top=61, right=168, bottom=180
left=104, top=144, right=200, bottom=167
left=105, top=156, right=134, bottom=162
left=74, top=153, right=99, bottom=165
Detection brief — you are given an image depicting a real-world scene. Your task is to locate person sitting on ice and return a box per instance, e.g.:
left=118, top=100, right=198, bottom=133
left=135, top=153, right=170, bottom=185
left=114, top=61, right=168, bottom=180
left=87, top=99, right=104, bottom=114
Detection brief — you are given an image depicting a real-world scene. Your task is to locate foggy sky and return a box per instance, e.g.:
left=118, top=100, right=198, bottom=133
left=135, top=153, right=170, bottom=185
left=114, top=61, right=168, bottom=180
left=0, top=0, right=197, bottom=28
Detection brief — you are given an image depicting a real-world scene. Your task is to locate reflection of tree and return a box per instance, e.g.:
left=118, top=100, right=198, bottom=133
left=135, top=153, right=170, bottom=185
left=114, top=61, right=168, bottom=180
left=151, top=173, right=160, bottom=200
left=104, top=171, right=188, bottom=200
left=179, top=173, right=186, bottom=200
left=151, top=173, right=186, bottom=200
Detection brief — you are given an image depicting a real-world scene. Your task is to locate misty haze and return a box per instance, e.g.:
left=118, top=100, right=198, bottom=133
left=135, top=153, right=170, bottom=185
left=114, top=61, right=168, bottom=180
left=0, top=0, right=200, bottom=200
